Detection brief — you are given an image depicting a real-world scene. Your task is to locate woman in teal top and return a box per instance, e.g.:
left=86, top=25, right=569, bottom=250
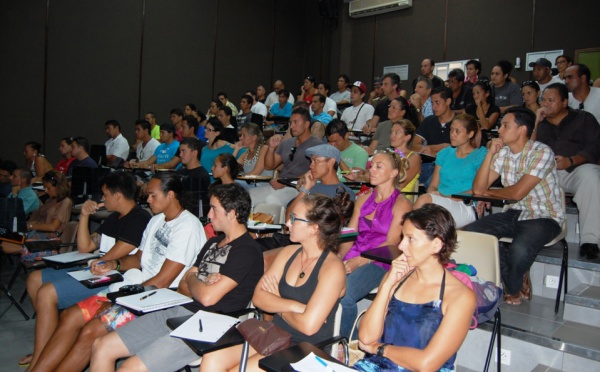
left=200, top=118, right=243, bottom=182
left=414, top=114, right=487, bottom=228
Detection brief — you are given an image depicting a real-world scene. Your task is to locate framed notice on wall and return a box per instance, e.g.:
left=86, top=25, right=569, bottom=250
left=383, top=65, right=409, bottom=81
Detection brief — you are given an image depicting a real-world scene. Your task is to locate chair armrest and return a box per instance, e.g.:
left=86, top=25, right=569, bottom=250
left=223, top=307, right=261, bottom=319
left=313, top=336, right=349, bottom=365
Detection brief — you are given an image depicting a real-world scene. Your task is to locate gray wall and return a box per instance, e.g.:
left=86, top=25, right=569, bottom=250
left=329, top=0, right=599, bottom=92
left=0, top=0, right=332, bottom=165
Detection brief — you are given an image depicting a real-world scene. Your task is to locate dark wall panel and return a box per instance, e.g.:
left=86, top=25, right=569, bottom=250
left=0, top=1, right=46, bottom=163
left=141, top=0, right=217, bottom=123
left=45, top=0, right=143, bottom=164
left=347, top=16, right=376, bottom=87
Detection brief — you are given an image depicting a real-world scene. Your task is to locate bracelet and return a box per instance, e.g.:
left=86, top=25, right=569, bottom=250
left=299, top=187, right=310, bottom=195
left=115, top=259, right=121, bottom=272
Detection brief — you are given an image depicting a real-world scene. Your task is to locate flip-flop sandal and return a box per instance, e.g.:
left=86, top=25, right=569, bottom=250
left=504, top=292, right=522, bottom=306
left=18, top=353, right=33, bottom=367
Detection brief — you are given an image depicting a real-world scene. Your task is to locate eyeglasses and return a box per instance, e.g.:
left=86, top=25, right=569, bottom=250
left=289, top=212, right=310, bottom=224
left=288, top=146, right=297, bottom=162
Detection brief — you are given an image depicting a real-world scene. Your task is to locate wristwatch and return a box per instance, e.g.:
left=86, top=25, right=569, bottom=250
left=376, top=343, right=389, bottom=357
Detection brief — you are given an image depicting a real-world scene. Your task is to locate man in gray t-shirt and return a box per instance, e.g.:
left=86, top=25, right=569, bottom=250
left=249, top=108, right=321, bottom=207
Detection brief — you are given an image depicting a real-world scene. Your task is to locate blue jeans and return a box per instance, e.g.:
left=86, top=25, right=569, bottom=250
left=340, top=263, right=386, bottom=339
left=463, top=209, right=561, bottom=295
left=420, top=162, right=435, bottom=189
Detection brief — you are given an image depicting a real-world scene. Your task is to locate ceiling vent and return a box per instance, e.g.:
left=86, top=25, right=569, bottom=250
left=349, top=0, right=412, bottom=18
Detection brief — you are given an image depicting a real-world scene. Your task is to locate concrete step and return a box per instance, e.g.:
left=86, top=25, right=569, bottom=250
left=563, top=283, right=600, bottom=327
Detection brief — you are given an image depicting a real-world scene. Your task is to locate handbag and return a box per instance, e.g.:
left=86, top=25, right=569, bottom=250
left=237, top=318, right=291, bottom=356
left=347, top=310, right=367, bottom=366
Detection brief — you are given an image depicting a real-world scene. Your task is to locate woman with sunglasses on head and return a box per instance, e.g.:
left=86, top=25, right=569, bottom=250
left=354, top=204, right=476, bottom=372
left=201, top=118, right=243, bottom=182
left=521, top=80, right=541, bottom=113
left=1, top=170, right=72, bottom=257
left=24, top=141, right=54, bottom=182
left=200, top=193, right=353, bottom=372
left=414, top=114, right=487, bottom=228
left=338, top=149, right=413, bottom=339
left=54, top=137, right=75, bottom=175
left=465, top=80, right=500, bottom=130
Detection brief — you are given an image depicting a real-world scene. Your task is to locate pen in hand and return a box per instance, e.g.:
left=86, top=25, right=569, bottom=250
left=199, top=319, right=203, bottom=332
left=84, top=261, right=106, bottom=271
left=139, top=291, right=157, bottom=301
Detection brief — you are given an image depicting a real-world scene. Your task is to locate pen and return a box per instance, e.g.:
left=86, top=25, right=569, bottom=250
left=340, top=170, right=360, bottom=174
left=253, top=221, right=261, bottom=226
left=199, top=319, right=203, bottom=332
left=314, top=355, right=335, bottom=371
left=83, top=261, right=106, bottom=271
left=139, top=291, right=157, bottom=301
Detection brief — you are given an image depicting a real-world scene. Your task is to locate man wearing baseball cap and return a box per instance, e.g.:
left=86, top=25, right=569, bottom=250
left=286, top=143, right=356, bottom=217
left=529, top=58, right=564, bottom=92
left=341, top=81, right=374, bottom=132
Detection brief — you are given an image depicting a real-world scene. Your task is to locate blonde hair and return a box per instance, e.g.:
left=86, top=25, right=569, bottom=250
left=374, top=149, right=409, bottom=191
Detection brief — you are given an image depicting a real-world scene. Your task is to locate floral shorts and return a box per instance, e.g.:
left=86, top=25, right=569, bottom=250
left=77, top=290, right=138, bottom=332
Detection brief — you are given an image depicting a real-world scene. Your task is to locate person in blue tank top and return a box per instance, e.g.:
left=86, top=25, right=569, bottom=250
left=355, top=204, right=476, bottom=372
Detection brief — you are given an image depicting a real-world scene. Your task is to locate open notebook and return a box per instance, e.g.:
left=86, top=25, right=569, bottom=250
left=116, top=288, right=192, bottom=313
left=170, top=310, right=240, bottom=343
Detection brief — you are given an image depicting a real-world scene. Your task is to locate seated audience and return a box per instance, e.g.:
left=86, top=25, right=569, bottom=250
left=233, top=123, right=272, bottom=178
left=491, top=60, right=521, bottom=116
left=0, top=160, right=18, bottom=197
left=2, top=170, right=72, bottom=257
left=104, top=120, right=129, bottom=167
left=340, top=81, right=374, bottom=132
left=311, top=93, right=334, bottom=131
left=55, top=137, right=74, bottom=175
left=325, top=119, right=368, bottom=181
left=410, top=76, right=433, bottom=123
left=364, top=73, right=402, bottom=135
left=555, top=55, right=573, bottom=81
left=298, top=75, right=317, bottom=104
left=256, top=84, right=267, bottom=103
left=176, top=137, right=211, bottom=218
left=338, top=150, right=413, bottom=338
left=354, top=204, right=476, bottom=372
left=464, top=59, right=482, bottom=87
left=184, top=103, right=207, bottom=141
left=8, top=168, right=40, bottom=214
left=91, top=184, right=264, bottom=372
left=368, top=77, right=384, bottom=107
left=448, top=68, right=474, bottom=114
left=565, top=64, right=600, bottom=122
left=265, top=80, right=295, bottom=110
left=66, top=137, right=98, bottom=177
left=144, top=112, right=160, bottom=140
left=529, top=58, right=564, bottom=92
left=287, top=144, right=356, bottom=216
left=533, top=83, right=600, bottom=259
left=346, top=119, right=422, bottom=195
left=522, top=80, right=541, bottom=113
left=411, top=58, right=445, bottom=92
left=201, top=118, right=238, bottom=182
left=236, top=94, right=254, bottom=128
left=464, top=107, right=563, bottom=306
left=170, top=108, right=184, bottom=141
left=27, top=173, right=205, bottom=371
left=211, top=153, right=239, bottom=187
left=249, top=108, right=321, bottom=207
left=21, top=172, right=150, bottom=369
left=267, top=89, right=293, bottom=118
left=465, top=80, right=500, bottom=130
left=366, top=97, right=417, bottom=156
left=135, top=123, right=181, bottom=170
left=129, top=120, right=160, bottom=164
left=246, top=90, right=268, bottom=118
left=206, top=99, right=223, bottom=119
left=330, top=74, right=352, bottom=109
left=23, top=141, right=53, bottom=182
left=314, top=81, right=340, bottom=117
left=217, top=106, right=239, bottom=143
left=200, top=193, right=349, bottom=372
left=414, top=114, right=487, bottom=228
left=217, top=92, right=239, bottom=116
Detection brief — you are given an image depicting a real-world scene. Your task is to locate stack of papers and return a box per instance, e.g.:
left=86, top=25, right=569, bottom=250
left=116, top=288, right=192, bottom=313
left=290, top=352, right=355, bottom=372
left=43, top=251, right=99, bottom=264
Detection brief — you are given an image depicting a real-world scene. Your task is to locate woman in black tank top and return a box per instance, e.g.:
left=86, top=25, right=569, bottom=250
left=200, top=193, right=352, bottom=372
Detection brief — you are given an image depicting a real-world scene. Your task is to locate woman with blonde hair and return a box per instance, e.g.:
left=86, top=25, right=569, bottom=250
left=338, top=150, right=413, bottom=338
left=233, top=123, right=272, bottom=178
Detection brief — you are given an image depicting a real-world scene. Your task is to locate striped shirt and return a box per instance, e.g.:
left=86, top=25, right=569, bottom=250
left=491, top=140, right=564, bottom=224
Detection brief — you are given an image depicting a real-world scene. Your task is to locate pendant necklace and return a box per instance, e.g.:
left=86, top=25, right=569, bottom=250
left=299, top=249, right=319, bottom=279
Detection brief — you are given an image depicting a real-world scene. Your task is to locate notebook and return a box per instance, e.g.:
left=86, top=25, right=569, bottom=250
left=116, top=288, right=192, bottom=313
left=43, top=251, right=99, bottom=264
left=170, top=310, right=240, bottom=343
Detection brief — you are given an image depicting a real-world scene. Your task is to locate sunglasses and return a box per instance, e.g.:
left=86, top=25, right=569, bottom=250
left=289, top=212, right=310, bottom=224
left=288, top=146, right=297, bottom=162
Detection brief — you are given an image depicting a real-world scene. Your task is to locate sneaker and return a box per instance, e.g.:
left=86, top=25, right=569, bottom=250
left=580, top=243, right=599, bottom=260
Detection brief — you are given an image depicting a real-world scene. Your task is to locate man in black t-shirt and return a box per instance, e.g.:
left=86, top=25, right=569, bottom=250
left=411, top=58, right=445, bottom=92
left=363, top=72, right=401, bottom=135
left=176, top=137, right=210, bottom=217
left=95, top=184, right=264, bottom=371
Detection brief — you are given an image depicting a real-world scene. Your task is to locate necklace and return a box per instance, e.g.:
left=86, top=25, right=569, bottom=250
left=243, top=143, right=262, bottom=167
left=298, top=249, right=319, bottom=279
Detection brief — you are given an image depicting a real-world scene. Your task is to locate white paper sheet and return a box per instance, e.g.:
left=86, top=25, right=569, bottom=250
left=43, top=251, right=99, bottom=263
left=169, top=310, right=239, bottom=343
left=66, top=269, right=121, bottom=281
left=290, top=352, right=355, bottom=372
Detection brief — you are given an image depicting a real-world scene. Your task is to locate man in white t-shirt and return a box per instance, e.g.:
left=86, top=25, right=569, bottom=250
left=264, top=80, right=295, bottom=110
left=529, top=58, right=564, bottom=92
left=105, top=120, right=130, bottom=167
left=330, top=74, right=351, bottom=115
left=133, top=120, right=160, bottom=162
left=245, top=90, right=268, bottom=118
left=340, top=81, right=374, bottom=132
left=310, top=81, right=337, bottom=117
left=566, top=64, right=600, bottom=122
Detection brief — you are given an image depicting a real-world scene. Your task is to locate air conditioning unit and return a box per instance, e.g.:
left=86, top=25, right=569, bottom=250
left=349, top=0, right=412, bottom=18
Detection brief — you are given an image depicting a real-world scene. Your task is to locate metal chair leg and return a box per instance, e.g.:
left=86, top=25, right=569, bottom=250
left=555, top=239, right=568, bottom=314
